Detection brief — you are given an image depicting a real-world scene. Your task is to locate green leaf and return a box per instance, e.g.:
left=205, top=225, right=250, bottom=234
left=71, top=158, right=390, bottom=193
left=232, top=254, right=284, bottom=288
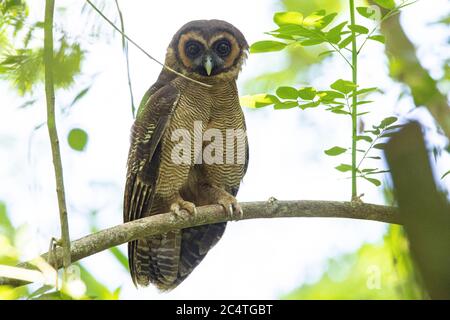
left=363, top=176, right=381, bottom=186
left=335, top=164, right=353, bottom=172
left=351, top=87, right=379, bottom=96
left=318, top=50, right=336, bottom=57
left=69, top=86, right=90, bottom=107
left=326, top=21, right=347, bottom=44
left=362, top=168, right=378, bottom=173
left=357, top=101, right=374, bottom=105
left=274, top=12, right=303, bottom=26
left=250, top=40, right=287, bottom=53
left=298, top=101, right=320, bottom=109
left=338, top=35, right=353, bottom=49
left=276, top=86, right=298, bottom=99
left=274, top=101, right=298, bottom=109
left=357, top=111, right=371, bottom=116
left=368, top=35, right=385, bottom=43
left=441, top=170, right=450, bottom=180
left=303, top=10, right=326, bottom=28
left=324, top=146, right=347, bottom=156
left=318, top=13, right=338, bottom=29
left=373, top=143, right=387, bottom=150
left=348, top=24, right=369, bottom=34
left=68, top=128, right=88, bottom=152
left=357, top=135, right=373, bottom=143
left=298, top=87, right=316, bottom=100
left=356, top=7, right=378, bottom=19
left=330, top=108, right=351, bottom=115
left=373, top=0, right=396, bottom=9
left=240, top=94, right=280, bottom=108
left=384, top=124, right=405, bottom=131
left=318, top=90, right=345, bottom=101
left=300, top=38, right=325, bottom=46
left=379, top=116, right=398, bottom=129
left=330, top=79, right=357, bottom=94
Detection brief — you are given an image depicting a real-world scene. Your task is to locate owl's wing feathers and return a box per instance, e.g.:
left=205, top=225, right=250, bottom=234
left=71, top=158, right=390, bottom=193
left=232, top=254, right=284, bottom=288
left=124, top=82, right=180, bottom=285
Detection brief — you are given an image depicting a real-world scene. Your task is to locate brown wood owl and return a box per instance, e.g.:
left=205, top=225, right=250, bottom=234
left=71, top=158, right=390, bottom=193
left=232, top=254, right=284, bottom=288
left=123, top=20, right=249, bottom=290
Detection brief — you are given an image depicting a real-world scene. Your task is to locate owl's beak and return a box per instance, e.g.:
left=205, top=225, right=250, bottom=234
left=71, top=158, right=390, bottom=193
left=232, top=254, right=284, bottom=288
left=204, top=55, right=213, bottom=76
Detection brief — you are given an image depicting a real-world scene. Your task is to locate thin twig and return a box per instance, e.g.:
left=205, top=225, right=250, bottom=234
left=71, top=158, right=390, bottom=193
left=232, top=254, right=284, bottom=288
left=0, top=200, right=399, bottom=287
left=44, top=0, right=71, bottom=272
left=114, top=0, right=136, bottom=118
left=85, top=0, right=211, bottom=88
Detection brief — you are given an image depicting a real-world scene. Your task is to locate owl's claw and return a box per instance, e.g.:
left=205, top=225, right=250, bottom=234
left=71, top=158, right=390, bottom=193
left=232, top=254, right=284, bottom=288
left=228, top=205, right=233, bottom=218
left=170, top=198, right=197, bottom=219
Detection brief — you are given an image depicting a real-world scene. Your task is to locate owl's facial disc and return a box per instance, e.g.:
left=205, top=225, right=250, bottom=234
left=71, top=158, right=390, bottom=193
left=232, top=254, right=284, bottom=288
left=180, top=35, right=236, bottom=77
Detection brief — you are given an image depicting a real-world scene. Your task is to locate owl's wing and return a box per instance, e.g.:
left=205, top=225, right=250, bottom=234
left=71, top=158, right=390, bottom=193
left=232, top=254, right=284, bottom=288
left=124, top=83, right=179, bottom=284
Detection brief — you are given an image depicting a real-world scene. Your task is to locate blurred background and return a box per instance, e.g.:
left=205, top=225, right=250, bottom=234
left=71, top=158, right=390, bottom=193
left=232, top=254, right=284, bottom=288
left=0, top=0, right=449, bottom=299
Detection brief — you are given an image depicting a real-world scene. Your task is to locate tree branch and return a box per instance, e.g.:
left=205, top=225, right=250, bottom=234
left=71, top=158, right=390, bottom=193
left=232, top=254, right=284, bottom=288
left=0, top=200, right=399, bottom=287
left=44, top=0, right=71, bottom=271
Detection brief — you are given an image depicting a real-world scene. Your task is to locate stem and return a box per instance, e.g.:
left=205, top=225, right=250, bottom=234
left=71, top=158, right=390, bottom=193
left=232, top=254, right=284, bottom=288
left=114, top=0, right=135, bottom=118
left=44, top=0, right=71, bottom=272
left=349, top=0, right=358, bottom=200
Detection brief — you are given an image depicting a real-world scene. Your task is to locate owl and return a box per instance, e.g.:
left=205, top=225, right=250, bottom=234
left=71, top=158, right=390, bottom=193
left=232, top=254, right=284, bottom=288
left=123, top=20, right=249, bottom=290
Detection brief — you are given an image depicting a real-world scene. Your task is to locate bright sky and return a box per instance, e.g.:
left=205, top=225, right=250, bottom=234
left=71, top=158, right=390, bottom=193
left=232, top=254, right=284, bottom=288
left=0, top=0, right=449, bottom=299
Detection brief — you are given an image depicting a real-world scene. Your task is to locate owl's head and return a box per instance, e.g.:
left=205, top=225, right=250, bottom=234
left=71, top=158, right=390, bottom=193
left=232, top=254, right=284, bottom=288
left=166, top=20, right=248, bottom=81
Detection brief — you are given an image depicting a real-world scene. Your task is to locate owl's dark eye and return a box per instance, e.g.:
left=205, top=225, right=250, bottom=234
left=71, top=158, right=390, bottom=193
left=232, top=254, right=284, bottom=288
left=214, top=39, right=231, bottom=57
left=185, top=41, right=203, bottom=58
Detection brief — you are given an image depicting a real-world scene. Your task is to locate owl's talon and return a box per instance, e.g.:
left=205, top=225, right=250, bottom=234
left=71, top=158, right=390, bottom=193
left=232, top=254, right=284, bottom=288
left=170, top=198, right=196, bottom=219
left=228, top=205, right=234, bottom=218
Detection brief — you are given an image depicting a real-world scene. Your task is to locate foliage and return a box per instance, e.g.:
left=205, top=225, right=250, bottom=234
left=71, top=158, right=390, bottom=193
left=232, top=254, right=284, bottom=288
left=283, top=225, right=425, bottom=299
left=243, top=1, right=416, bottom=197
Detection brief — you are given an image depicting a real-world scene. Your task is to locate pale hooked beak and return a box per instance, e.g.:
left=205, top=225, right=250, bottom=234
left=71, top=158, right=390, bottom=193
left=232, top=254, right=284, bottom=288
left=204, top=55, right=213, bottom=76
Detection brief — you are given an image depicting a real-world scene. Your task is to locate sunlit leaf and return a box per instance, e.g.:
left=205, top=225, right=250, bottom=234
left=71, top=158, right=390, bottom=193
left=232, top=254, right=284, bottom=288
left=250, top=40, right=287, bottom=53
left=373, top=0, right=396, bottom=9
left=357, top=135, right=373, bottom=143
left=298, top=101, right=320, bottom=109
left=68, top=128, right=88, bottom=152
left=276, top=86, right=298, bottom=99
left=274, top=12, right=303, bottom=26
left=368, top=35, right=385, bottom=43
left=326, top=21, right=347, bottom=44
left=298, top=87, right=316, bottom=100
left=373, top=143, right=387, bottom=150
left=324, top=146, right=347, bottom=156
left=274, top=101, right=298, bottom=109
left=330, top=79, right=357, bottom=94
left=363, top=176, right=381, bottom=186
left=338, top=35, right=353, bottom=48
left=240, top=94, right=280, bottom=108
left=379, top=116, right=398, bottom=129
left=335, top=164, right=353, bottom=172
left=348, top=24, right=369, bottom=34
left=356, top=7, right=378, bottom=19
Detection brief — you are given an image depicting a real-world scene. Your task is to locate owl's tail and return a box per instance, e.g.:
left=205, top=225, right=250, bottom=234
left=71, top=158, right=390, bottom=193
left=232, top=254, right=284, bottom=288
left=129, top=223, right=226, bottom=290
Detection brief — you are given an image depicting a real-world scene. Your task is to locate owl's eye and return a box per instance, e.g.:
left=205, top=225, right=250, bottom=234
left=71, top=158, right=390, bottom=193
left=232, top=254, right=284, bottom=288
left=214, top=40, right=231, bottom=57
left=185, top=41, right=202, bottom=58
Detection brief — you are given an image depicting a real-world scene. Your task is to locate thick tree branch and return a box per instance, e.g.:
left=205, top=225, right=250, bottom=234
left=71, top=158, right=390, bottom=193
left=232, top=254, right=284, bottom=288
left=44, top=0, right=71, bottom=270
left=0, top=200, right=399, bottom=287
